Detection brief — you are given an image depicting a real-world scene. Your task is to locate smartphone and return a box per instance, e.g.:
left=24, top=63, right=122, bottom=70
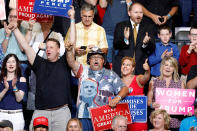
left=80, top=46, right=87, bottom=50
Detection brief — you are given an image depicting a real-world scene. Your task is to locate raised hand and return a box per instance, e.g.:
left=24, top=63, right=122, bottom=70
left=143, top=58, right=150, bottom=71
left=68, top=5, right=75, bottom=19
left=75, top=48, right=87, bottom=56
left=151, top=14, right=162, bottom=25
left=187, top=42, right=196, bottom=54
left=161, top=15, right=168, bottom=25
left=124, top=27, right=130, bottom=40
left=161, top=49, right=168, bottom=59
left=3, top=77, right=9, bottom=90
left=166, top=48, right=173, bottom=57
left=65, top=41, right=74, bottom=51
left=38, top=42, right=46, bottom=50
left=8, top=22, right=18, bottom=31
left=12, top=77, right=17, bottom=88
left=143, top=32, right=151, bottom=44
left=28, top=19, right=35, bottom=29
left=152, top=102, right=160, bottom=109
left=4, top=22, right=12, bottom=37
left=109, top=97, right=121, bottom=108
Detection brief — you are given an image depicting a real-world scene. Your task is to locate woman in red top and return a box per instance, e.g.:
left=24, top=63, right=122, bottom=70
left=121, top=56, right=150, bottom=131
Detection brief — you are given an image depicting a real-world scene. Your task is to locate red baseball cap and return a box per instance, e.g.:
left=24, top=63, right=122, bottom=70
left=33, top=116, right=48, bottom=127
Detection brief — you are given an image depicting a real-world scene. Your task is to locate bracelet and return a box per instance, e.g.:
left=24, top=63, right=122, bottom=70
left=124, top=37, right=129, bottom=43
left=70, top=19, right=75, bottom=23
left=167, top=14, right=171, bottom=19
left=5, top=36, right=10, bottom=40
left=116, top=95, right=122, bottom=100
left=150, top=103, right=153, bottom=108
left=127, top=1, right=132, bottom=6
left=13, top=87, right=19, bottom=92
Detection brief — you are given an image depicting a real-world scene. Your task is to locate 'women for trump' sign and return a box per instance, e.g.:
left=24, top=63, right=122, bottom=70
left=156, top=88, right=195, bottom=115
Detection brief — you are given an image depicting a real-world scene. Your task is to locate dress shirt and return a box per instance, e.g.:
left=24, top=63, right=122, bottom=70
left=149, top=42, right=179, bottom=76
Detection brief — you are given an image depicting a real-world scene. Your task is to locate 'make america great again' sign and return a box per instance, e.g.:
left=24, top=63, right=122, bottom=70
left=90, top=103, right=132, bottom=131
left=17, top=0, right=53, bottom=22
left=156, top=88, right=195, bottom=115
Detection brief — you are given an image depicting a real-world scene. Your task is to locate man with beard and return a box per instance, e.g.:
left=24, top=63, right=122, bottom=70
left=179, top=98, right=197, bottom=131
left=179, top=26, right=197, bottom=83
left=65, top=42, right=129, bottom=131
left=113, top=2, right=155, bottom=77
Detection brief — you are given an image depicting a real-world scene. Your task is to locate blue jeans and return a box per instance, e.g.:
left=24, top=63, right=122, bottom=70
left=106, top=34, right=114, bottom=63
left=79, top=118, right=94, bottom=131
left=179, top=0, right=197, bottom=26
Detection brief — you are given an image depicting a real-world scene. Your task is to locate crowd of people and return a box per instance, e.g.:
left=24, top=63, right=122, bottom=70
left=0, top=0, right=197, bottom=131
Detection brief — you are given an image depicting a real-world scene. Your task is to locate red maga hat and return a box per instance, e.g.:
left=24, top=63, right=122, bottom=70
left=33, top=116, right=48, bottom=127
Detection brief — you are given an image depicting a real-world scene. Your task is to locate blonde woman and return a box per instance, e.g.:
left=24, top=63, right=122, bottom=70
left=147, top=57, right=185, bottom=130
left=149, top=109, right=171, bottom=131
left=66, top=118, right=82, bottom=131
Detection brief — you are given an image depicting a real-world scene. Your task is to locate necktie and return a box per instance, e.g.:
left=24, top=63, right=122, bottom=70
left=133, top=24, right=137, bottom=45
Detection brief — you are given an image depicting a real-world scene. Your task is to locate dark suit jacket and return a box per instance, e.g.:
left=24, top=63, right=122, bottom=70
left=113, top=20, right=155, bottom=76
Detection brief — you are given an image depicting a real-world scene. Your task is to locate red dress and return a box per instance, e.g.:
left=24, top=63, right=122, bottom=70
left=127, top=76, right=148, bottom=131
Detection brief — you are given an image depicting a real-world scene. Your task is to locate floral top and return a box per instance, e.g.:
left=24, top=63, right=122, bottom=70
left=152, top=78, right=183, bottom=129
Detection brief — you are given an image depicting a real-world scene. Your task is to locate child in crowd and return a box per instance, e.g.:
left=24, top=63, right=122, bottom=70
left=149, top=25, right=179, bottom=77
left=33, top=116, right=48, bottom=131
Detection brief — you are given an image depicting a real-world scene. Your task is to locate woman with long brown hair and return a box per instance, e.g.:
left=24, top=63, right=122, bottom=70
left=0, top=54, right=27, bottom=131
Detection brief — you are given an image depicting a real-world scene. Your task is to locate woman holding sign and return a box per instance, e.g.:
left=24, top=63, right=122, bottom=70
left=147, top=57, right=185, bottom=131
left=121, top=56, right=150, bottom=131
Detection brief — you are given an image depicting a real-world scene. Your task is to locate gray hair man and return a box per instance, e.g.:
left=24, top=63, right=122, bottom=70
left=112, top=115, right=128, bottom=131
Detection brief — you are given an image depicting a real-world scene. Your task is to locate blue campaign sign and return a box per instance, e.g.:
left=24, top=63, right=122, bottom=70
left=33, top=0, right=72, bottom=17
left=112, top=96, right=147, bottom=122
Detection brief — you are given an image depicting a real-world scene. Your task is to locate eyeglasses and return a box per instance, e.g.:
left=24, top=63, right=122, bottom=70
left=9, top=15, right=17, bottom=19
left=190, top=33, right=197, bottom=37
left=117, top=125, right=127, bottom=129
left=90, top=56, right=103, bottom=59
left=82, top=15, right=93, bottom=19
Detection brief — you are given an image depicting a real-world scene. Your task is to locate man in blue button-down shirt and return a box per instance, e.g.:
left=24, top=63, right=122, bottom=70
left=149, top=25, right=179, bottom=77
left=180, top=98, right=197, bottom=131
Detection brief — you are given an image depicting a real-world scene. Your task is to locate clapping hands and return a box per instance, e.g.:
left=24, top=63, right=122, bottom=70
left=143, top=32, right=151, bottom=44
left=161, top=48, right=173, bottom=59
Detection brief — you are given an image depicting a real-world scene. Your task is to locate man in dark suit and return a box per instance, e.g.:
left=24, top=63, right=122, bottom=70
left=113, top=2, right=155, bottom=76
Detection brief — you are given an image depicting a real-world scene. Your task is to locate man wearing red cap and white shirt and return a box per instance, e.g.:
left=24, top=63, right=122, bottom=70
left=33, top=116, right=48, bottom=131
